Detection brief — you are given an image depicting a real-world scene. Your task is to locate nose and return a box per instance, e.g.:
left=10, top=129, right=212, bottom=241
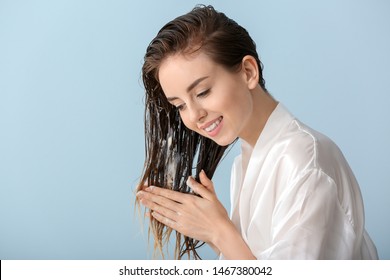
left=188, top=103, right=207, bottom=124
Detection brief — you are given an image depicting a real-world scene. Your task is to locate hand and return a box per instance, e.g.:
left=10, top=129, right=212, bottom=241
left=136, top=170, right=230, bottom=245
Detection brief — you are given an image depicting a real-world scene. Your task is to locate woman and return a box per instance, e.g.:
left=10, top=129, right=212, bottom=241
left=136, top=5, right=378, bottom=260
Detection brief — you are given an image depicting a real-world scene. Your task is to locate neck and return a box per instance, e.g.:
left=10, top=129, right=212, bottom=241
left=239, top=86, right=278, bottom=147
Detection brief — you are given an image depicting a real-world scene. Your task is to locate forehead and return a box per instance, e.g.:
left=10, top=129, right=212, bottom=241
left=158, top=52, right=217, bottom=90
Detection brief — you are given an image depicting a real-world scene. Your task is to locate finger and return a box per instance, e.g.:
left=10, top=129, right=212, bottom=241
left=199, top=170, right=215, bottom=193
left=145, top=185, right=186, bottom=203
left=151, top=202, right=179, bottom=222
left=151, top=211, right=177, bottom=229
left=135, top=181, right=148, bottom=192
left=186, top=176, right=212, bottom=200
left=139, top=194, right=180, bottom=221
left=137, top=190, right=181, bottom=213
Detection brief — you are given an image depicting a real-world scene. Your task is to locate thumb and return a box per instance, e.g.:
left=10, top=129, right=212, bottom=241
left=199, top=170, right=215, bottom=194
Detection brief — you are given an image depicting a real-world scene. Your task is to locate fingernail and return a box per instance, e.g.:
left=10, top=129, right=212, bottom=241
left=151, top=211, right=160, bottom=219
left=186, top=177, right=194, bottom=188
left=136, top=191, right=144, bottom=197
left=146, top=186, right=155, bottom=192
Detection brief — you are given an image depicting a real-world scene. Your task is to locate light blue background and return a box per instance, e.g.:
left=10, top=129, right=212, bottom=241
left=0, top=0, right=389, bottom=259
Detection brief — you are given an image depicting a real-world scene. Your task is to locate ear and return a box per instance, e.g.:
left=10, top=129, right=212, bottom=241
left=241, top=55, right=259, bottom=90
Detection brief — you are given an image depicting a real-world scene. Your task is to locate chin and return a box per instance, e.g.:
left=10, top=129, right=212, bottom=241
left=212, top=136, right=238, bottom=147
left=197, top=129, right=237, bottom=147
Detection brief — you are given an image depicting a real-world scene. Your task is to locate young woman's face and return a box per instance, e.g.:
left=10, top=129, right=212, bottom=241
left=158, top=52, right=256, bottom=146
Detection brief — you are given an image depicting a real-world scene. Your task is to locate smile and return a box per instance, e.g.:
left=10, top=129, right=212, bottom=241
left=203, top=117, right=223, bottom=133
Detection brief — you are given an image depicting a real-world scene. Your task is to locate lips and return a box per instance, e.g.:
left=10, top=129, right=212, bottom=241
left=201, top=116, right=223, bottom=134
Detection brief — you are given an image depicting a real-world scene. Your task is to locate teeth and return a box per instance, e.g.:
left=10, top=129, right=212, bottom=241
left=205, top=117, right=222, bottom=132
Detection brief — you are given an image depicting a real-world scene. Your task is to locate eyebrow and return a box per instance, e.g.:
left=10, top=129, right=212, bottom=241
left=167, top=76, right=209, bottom=102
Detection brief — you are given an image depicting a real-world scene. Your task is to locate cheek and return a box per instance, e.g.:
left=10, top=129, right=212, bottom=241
left=178, top=112, right=198, bottom=131
left=209, top=91, right=245, bottom=115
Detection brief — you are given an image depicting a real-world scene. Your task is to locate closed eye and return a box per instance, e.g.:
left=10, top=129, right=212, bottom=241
left=173, top=89, right=210, bottom=111
left=176, top=103, right=186, bottom=111
left=197, top=89, right=210, bottom=98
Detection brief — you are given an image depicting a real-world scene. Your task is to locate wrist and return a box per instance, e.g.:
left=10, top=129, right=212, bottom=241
left=213, top=219, right=256, bottom=260
left=212, top=219, right=238, bottom=252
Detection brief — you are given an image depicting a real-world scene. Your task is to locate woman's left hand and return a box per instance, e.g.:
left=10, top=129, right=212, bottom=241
left=136, top=170, right=230, bottom=245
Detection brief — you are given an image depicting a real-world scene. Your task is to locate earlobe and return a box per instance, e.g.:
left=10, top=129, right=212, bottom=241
left=242, top=55, right=259, bottom=90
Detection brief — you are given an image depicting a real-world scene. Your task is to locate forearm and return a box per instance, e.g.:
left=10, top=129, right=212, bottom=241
left=213, top=220, right=256, bottom=260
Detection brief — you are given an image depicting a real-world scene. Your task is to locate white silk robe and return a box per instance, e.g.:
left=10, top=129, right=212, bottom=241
left=226, top=103, right=378, bottom=259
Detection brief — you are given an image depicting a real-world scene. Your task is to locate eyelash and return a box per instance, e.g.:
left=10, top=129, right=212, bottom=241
left=176, top=89, right=210, bottom=111
left=176, top=104, right=185, bottom=111
left=197, top=89, right=210, bottom=98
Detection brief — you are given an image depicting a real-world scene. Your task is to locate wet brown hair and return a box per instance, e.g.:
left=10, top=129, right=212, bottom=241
left=137, top=4, right=266, bottom=259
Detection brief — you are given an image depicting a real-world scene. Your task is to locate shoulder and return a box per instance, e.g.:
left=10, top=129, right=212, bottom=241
left=277, top=117, right=343, bottom=172
left=263, top=114, right=355, bottom=196
left=261, top=103, right=339, bottom=171
left=273, top=118, right=362, bottom=218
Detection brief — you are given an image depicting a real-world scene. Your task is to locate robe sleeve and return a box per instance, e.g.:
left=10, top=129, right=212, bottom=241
left=255, top=168, right=358, bottom=259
